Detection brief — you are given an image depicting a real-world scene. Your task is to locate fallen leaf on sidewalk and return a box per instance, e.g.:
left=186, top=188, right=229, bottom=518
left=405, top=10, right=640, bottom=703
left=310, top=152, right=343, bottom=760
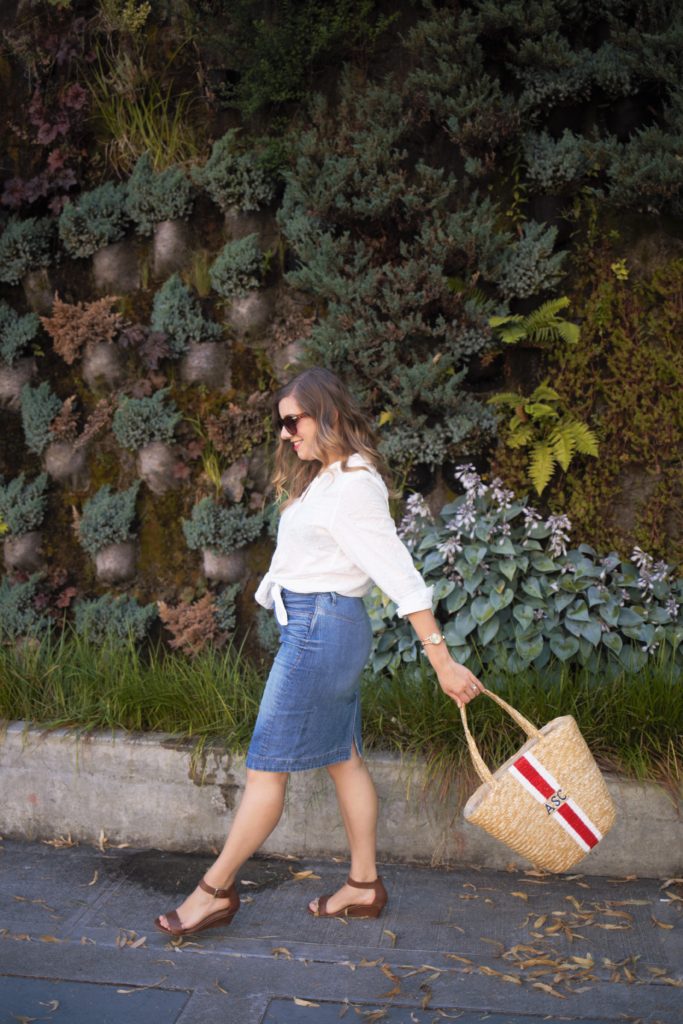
left=42, top=834, right=77, bottom=848
left=39, top=1000, right=59, bottom=1012
left=213, top=980, right=229, bottom=995
left=86, top=870, right=98, bottom=887
left=289, top=869, right=321, bottom=881
left=38, top=935, right=61, bottom=943
left=272, top=946, right=293, bottom=959
left=651, top=916, right=674, bottom=929
left=510, top=892, right=529, bottom=901
left=606, top=875, right=638, bottom=884
left=532, top=982, right=566, bottom=998
left=358, top=957, right=384, bottom=968
left=444, top=954, right=473, bottom=965
left=130, top=936, right=147, bottom=948
left=383, top=929, right=397, bottom=947
left=378, top=963, right=401, bottom=998
left=293, top=998, right=320, bottom=1007
left=420, top=982, right=432, bottom=1009
left=117, top=977, right=167, bottom=995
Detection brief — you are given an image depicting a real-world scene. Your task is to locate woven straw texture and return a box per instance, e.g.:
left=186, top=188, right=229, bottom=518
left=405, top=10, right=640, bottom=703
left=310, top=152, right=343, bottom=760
left=462, top=691, right=616, bottom=872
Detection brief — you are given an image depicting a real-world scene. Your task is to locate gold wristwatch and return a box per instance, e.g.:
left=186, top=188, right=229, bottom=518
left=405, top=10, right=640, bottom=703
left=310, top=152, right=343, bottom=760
left=420, top=631, right=444, bottom=649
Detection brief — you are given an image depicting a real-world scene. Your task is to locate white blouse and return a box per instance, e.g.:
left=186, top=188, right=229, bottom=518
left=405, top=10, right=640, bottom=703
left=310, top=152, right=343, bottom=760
left=254, top=453, right=434, bottom=625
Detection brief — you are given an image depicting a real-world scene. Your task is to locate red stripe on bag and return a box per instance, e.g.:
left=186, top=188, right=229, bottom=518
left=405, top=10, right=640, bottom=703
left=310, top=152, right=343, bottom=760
left=510, top=752, right=602, bottom=853
left=514, top=755, right=555, bottom=798
left=557, top=802, right=600, bottom=849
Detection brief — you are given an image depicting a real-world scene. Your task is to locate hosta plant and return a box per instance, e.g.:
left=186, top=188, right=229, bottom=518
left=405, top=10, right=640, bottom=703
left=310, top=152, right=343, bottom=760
left=488, top=382, right=598, bottom=495
left=365, top=466, right=683, bottom=680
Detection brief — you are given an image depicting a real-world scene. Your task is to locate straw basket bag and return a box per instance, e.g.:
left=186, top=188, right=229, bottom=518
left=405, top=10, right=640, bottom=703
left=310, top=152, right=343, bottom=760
left=461, top=689, right=616, bottom=872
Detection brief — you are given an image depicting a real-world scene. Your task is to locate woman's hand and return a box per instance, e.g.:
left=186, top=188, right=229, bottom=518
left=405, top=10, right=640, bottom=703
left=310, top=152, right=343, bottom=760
left=434, top=654, right=485, bottom=707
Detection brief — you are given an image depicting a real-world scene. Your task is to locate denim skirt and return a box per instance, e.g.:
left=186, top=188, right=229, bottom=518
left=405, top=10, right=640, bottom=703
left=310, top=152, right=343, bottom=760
left=246, top=589, right=373, bottom=772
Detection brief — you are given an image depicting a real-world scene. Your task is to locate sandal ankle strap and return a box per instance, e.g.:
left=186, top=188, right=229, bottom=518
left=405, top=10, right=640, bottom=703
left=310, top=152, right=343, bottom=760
left=199, top=878, right=234, bottom=899
left=347, top=875, right=381, bottom=889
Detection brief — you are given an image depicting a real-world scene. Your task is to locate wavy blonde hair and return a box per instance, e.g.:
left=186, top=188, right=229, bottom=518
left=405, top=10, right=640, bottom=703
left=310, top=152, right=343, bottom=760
left=271, top=367, right=395, bottom=510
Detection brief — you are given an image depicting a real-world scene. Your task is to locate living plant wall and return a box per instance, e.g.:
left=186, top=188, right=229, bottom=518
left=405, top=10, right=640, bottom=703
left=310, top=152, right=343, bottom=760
left=0, top=0, right=681, bottom=663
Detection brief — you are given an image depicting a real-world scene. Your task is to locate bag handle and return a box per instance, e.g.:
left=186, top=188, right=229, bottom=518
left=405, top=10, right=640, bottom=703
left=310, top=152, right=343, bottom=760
left=459, top=687, right=542, bottom=787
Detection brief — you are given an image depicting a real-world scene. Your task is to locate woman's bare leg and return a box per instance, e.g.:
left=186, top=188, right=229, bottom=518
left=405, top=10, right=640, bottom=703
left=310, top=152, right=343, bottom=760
left=158, top=768, right=288, bottom=931
left=309, top=743, right=380, bottom=914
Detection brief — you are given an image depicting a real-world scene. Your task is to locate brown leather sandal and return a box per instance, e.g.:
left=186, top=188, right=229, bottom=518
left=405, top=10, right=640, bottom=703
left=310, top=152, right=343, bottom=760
left=308, top=875, right=388, bottom=919
left=154, top=878, right=240, bottom=937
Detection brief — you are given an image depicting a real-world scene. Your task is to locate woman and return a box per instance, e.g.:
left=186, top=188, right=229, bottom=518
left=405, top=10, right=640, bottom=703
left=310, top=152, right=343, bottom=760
left=155, top=367, right=483, bottom=937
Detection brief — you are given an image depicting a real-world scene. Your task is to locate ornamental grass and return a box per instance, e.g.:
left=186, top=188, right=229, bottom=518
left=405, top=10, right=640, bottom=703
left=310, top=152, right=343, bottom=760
left=0, top=631, right=680, bottom=796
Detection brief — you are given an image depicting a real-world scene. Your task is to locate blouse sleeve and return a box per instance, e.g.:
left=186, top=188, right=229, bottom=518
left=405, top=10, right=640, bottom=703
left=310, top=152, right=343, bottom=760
left=327, top=470, right=433, bottom=617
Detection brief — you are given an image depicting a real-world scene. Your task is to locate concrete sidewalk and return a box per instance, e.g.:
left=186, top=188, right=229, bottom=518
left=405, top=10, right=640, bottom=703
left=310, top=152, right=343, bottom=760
left=0, top=839, right=681, bottom=1024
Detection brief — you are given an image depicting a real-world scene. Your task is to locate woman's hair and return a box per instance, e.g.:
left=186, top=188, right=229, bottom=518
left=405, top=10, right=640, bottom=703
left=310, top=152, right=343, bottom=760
left=271, top=366, right=395, bottom=509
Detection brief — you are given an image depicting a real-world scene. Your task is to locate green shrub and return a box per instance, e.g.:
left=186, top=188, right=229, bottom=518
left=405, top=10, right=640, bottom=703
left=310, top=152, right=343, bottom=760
left=20, top=382, right=62, bottom=455
left=0, top=217, right=53, bottom=285
left=192, top=130, right=275, bottom=212
left=73, top=593, right=157, bottom=644
left=125, top=152, right=194, bottom=235
left=366, top=465, right=683, bottom=678
left=214, top=582, right=241, bottom=633
left=182, top=497, right=264, bottom=554
left=208, top=0, right=396, bottom=117
left=150, top=273, right=221, bottom=357
left=112, top=387, right=181, bottom=450
left=495, top=222, right=567, bottom=300
left=58, top=181, right=129, bottom=258
left=209, top=234, right=262, bottom=298
left=0, top=301, right=40, bottom=367
left=0, top=472, right=49, bottom=536
left=522, top=130, right=592, bottom=194
left=78, top=481, right=141, bottom=557
left=0, top=573, right=51, bottom=643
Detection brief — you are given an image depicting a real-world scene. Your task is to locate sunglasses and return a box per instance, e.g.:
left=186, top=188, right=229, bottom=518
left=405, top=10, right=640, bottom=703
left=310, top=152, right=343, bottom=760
left=277, top=413, right=310, bottom=435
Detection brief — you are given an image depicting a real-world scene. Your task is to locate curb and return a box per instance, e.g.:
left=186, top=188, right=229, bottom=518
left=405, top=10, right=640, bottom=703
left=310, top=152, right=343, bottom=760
left=1, top=722, right=681, bottom=877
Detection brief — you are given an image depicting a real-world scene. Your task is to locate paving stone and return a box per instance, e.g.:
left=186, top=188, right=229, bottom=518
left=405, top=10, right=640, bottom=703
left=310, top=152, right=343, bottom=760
left=0, top=976, right=189, bottom=1024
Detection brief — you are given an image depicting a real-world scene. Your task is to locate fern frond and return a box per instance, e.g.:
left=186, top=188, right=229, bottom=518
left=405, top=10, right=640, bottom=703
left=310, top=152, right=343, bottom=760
left=529, top=442, right=555, bottom=495
left=567, top=419, right=599, bottom=456
left=525, top=401, right=559, bottom=420
left=487, top=391, right=524, bottom=407
left=507, top=423, right=535, bottom=448
left=524, top=297, right=570, bottom=331
left=548, top=423, right=577, bottom=470
left=530, top=382, right=561, bottom=402
left=556, top=320, right=580, bottom=345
